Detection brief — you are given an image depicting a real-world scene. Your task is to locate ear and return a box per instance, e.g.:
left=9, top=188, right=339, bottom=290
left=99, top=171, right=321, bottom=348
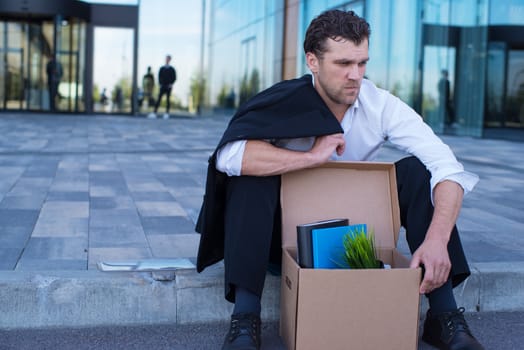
left=305, top=52, right=319, bottom=73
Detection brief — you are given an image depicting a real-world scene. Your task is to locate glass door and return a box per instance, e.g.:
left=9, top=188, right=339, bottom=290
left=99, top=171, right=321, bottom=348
left=485, top=42, right=507, bottom=127
left=1, top=22, right=26, bottom=110
left=506, top=50, right=524, bottom=128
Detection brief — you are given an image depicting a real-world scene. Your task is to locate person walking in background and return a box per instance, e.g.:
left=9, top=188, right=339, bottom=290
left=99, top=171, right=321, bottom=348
left=148, top=55, right=176, bottom=119
left=142, top=66, right=155, bottom=110
left=46, top=54, right=63, bottom=111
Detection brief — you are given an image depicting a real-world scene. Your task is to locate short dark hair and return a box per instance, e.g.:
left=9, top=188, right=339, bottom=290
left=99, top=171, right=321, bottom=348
left=303, top=10, right=371, bottom=57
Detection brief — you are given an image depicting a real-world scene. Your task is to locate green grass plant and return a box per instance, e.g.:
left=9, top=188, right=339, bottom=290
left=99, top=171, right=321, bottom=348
left=342, top=226, right=381, bottom=269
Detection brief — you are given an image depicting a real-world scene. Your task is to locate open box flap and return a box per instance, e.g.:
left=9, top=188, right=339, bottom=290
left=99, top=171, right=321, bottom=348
left=280, top=161, right=400, bottom=250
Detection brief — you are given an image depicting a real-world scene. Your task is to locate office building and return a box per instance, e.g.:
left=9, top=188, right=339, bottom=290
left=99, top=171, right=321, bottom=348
left=204, top=0, right=524, bottom=139
left=0, top=0, right=139, bottom=113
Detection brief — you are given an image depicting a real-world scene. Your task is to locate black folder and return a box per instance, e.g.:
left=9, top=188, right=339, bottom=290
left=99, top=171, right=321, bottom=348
left=296, top=218, right=349, bottom=268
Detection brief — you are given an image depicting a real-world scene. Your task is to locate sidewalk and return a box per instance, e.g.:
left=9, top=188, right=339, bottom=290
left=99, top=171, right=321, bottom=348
left=0, top=112, right=523, bottom=329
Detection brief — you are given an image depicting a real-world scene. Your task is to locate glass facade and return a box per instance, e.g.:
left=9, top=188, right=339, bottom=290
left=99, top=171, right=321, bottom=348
left=205, top=0, right=524, bottom=140
left=206, top=0, right=285, bottom=108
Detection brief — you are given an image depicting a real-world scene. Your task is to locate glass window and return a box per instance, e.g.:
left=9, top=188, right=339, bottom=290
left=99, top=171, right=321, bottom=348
left=489, top=0, right=524, bottom=25
left=93, top=27, right=134, bottom=113
left=421, top=0, right=488, bottom=137
left=207, top=0, right=284, bottom=108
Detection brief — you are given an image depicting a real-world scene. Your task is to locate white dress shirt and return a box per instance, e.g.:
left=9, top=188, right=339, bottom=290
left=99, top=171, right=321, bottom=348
left=216, top=78, right=478, bottom=198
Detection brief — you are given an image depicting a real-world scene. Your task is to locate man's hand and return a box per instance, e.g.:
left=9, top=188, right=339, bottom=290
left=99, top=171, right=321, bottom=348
left=410, top=237, right=451, bottom=294
left=309, top=134, right=346, bottom=164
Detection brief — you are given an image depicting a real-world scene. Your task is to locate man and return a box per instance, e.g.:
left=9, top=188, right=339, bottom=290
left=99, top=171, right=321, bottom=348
left=196, top=10, right=484, bottom=350
left=149, top=55, right=176, bottom=119
left=46, top=54, right=63, bottom=111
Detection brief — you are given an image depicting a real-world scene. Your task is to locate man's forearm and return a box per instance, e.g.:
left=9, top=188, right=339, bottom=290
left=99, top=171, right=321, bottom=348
left=241, top=140, right=318, bottom=176
left=425, top=180, right=464, bottom=243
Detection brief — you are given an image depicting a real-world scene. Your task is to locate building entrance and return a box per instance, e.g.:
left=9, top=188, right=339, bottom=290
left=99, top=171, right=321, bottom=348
left=0, top=19, right=85, bottom=113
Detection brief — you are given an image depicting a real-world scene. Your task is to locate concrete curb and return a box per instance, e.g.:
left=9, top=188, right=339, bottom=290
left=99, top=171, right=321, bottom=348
left=1, top=262, right=523, bottom=329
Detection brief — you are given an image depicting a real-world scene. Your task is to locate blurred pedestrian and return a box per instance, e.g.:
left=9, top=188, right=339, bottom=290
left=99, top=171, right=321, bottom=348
left=46, top=54, right=63, bottom=111
left=142, top=66, right=155, bottom=110
left=149, top=55, right=176, bottom=119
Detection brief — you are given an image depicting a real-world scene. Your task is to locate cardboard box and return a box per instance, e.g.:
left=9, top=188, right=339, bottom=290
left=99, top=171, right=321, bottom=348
left=280, top=162, right=422, bottom=350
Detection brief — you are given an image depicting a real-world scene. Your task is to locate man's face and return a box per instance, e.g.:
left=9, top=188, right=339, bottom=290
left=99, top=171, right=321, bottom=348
left=306, top=38, right=369, bottom=113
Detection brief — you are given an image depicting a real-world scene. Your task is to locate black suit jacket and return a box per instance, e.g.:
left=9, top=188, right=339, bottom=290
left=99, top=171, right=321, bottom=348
left=195, top=74, right=343, bottom=272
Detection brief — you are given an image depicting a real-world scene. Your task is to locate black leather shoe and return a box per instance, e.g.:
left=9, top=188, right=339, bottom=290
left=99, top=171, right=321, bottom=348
left=422, top=307, right=485, bottom=350
left=221, top=313, right=261, bottom=350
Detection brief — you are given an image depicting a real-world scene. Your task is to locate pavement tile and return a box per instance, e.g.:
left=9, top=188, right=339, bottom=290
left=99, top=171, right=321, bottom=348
left=89, top=226, right=148, bottom=248
left=47, top=191, right=90, bottom=202
left=39, top=201, right=89, bottom=218
left=89, top=185, right=129, bottom=197
left=0, top=209, right=40, bottom=228
left=125, top=182, right=166, bottom=192
left=89, top=209, right=142, bottom=228
left=135, top=201, right=186, bottom=217
left=32, top=217, right=88, bottom=238
left=21, top=237, right=88, bottom=260
left=0, top=226, right=32, bottom=248
left=141, top=215, right=196, bottom=235
left=0, top=248, right=21, bottom=269
left=15, top=258, right=87, bottom=270
left=147, top=233, right=200, bottom=258
left=130, top=191, right=174, bottom=201
left=89, top=196, right=136, bottom=210
left=0, top=195, right=46, bottom=209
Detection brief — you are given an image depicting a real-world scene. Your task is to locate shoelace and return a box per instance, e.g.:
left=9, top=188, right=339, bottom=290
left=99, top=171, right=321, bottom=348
left=444, top=307, right=472, bottom=335
left=228, top=315, right=260, bottom=343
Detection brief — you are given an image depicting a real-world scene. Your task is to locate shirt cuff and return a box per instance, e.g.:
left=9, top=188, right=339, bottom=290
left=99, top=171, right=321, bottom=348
left=215, top=140, right=246, bottom=176
left=430, top=170, right=479, bottom=202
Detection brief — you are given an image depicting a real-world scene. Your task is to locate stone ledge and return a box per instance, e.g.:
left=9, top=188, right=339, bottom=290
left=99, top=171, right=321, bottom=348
left=0, top=261, right=523, bottom=329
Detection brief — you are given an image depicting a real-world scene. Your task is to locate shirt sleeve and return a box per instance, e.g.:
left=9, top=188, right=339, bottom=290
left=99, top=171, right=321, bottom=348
left=381, top=93, right=479, bottom=198
left=216, top=140, right=247, bottom=176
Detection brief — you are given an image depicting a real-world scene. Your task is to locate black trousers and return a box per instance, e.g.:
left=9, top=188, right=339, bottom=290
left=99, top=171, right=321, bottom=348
left=154, top=85, right=172, bottom=113
left=223, top=156, right=470, bottom=302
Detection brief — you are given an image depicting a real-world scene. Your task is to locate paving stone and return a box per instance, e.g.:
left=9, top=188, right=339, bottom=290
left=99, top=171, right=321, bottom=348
left=0, top=195, right=46, bottom=209
left=0, top=226, right=32, bottom=248
left=147, top=233, right=200, bottom=258
left=130, top=191, right=174, bottom=201
left=89, top=196, right=135, bottom=209
left=0, top=248, right=22, bottom=269
left=15, top=258, right=87, bottom=270
left=20, top=237, right=88, bottom=260
left=89, top=226, right=148, bottom=248
left=90, top=211, right=141, bottom=230
left=135, top=201, right=186, bottom=217
left=47, top=191, right=90, bottom=201
left=141, top=216, right=196, bottom=235
left=0, top=209, right=40, bottom=228
left=32, top=217, right=88, bottom=238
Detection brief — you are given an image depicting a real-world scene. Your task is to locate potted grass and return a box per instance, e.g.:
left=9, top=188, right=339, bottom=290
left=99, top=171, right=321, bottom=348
left=342, top=226, right=383, bottom=269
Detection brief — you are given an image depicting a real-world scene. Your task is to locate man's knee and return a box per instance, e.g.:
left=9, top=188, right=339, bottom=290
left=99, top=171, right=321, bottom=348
left=395, top=156, right=431, bottom=190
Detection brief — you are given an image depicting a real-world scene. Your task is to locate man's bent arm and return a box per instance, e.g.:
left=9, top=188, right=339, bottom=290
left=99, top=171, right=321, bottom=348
left=410, top=180, right=464, bottom=294
left=241, top=135, right=345, bottom=176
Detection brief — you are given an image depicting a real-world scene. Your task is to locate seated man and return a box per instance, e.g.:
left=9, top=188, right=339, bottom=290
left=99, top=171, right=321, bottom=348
left=196, top=10, right=484, bottom=350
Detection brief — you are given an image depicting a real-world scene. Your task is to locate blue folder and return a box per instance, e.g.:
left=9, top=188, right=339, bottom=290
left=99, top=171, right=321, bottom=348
left=311, top=224, right=367, bottom=269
